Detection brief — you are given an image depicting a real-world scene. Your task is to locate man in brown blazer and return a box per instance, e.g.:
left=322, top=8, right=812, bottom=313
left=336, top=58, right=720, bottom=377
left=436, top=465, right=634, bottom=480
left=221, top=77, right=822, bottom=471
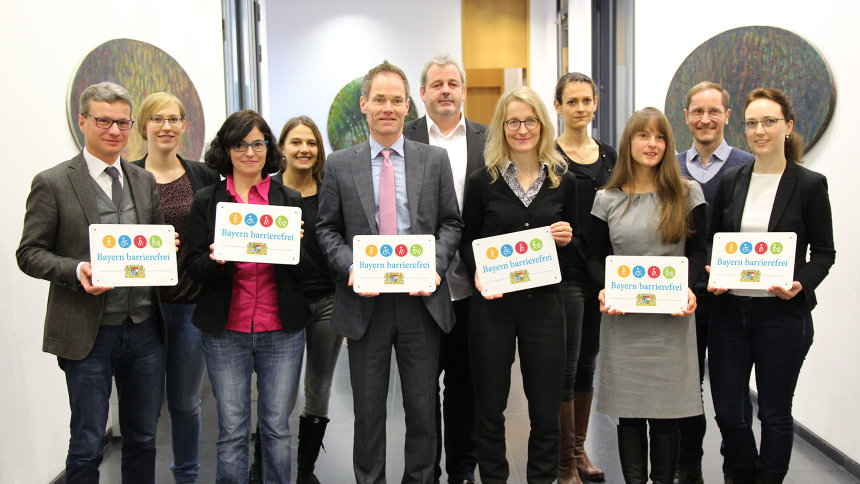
left=17, top=82, right=166, bottom=483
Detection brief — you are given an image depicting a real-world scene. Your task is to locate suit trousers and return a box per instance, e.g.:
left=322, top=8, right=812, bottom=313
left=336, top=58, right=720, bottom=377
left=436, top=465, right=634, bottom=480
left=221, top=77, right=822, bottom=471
left=348, top=294, right=441, bottom=484
left=469, top=288, right=566, bottom=484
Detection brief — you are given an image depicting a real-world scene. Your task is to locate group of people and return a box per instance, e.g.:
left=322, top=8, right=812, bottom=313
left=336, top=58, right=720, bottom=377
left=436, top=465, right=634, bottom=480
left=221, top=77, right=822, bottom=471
left=16, top=53, right=833, bottom=484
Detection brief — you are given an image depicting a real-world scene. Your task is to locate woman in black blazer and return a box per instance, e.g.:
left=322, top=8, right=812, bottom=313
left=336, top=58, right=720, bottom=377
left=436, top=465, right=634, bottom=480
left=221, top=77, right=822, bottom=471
left=461, top=86, right=578, bottom=483
left=132, top=92, right=220, bottom=483
left=186, top=110, right=309, bottom=483
left=707, top=88, right=835, bottom=484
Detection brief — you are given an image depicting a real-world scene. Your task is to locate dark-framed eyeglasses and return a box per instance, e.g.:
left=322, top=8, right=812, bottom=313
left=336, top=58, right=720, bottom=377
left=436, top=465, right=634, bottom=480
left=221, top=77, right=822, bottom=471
left=148, top=115, right=185, bottom=126
left=82, top=113, right=134, bottom=131
left=504, top=117, right=540, bottom=131
left=231, top=140, right=268, bottom=152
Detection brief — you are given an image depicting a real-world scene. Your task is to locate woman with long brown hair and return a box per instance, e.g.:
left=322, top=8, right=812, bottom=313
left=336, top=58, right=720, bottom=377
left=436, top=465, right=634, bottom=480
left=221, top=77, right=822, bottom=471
left=589, top=107, right=706, bottom=483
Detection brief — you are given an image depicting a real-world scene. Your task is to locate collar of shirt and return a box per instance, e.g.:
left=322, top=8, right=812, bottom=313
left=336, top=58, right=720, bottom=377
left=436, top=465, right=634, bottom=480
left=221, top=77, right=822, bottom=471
left=502, top=159, right=549, bottom=176
left=427, top=113, right=466, bottom=140
left=369, top=134, right=405, bottom=159
left=83, top=147, right=122, bottom=185
left=226, top=174, right=271, bottom=204
left=686, top=138, right=731, bottom=169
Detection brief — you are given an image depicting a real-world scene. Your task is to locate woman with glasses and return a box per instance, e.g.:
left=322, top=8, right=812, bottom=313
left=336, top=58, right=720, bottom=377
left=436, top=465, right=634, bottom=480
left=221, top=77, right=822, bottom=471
left=132, top=92, right=219, bottom=484
left=186, top=110, right=309, bottom=484
left=460, top=86, right=578, bottom=483
left=553, top=72, right=617, bottom=483
left=589, top=107, right=705, bottom=484
left=707, top=88, right=835, bottom=484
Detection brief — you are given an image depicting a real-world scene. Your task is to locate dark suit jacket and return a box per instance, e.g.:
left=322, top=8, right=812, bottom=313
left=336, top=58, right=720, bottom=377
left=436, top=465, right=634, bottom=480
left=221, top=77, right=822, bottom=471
left=185, top=178, right=310, bottom=334
left=403, top=116, right=488, bottom=178
left=709, top=160, right=835, bottom=314
left=315, top=137, right=463, bottom=340
left=132, top=154, right=220, bottom=192
left=17, top=153, right=165, bottom=360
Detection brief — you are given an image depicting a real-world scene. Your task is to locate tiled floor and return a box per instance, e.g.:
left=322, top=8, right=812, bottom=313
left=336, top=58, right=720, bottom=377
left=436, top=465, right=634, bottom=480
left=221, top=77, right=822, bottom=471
left=99, top=342, right=858, bottom=483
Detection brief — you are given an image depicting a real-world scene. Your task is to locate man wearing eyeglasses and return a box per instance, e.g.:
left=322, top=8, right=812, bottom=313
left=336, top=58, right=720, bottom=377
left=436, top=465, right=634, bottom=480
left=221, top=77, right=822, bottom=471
left=675, top=81, right=754, bottom=484
left=17, top=81, right=167, bottom=483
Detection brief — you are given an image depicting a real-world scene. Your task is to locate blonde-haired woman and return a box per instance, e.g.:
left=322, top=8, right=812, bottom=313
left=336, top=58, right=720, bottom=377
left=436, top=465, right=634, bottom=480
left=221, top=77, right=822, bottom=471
left=132, top=92, right=219, bottom=483
left=588, top=107, right=706, bottom=483
left=461, top=86, right=578, bottom=483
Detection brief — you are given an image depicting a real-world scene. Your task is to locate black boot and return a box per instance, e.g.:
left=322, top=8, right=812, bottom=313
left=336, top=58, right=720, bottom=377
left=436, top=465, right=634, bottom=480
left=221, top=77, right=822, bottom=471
left=648, top=430, right=679, bottom=484
left=723, top=468, right=756, bottom=484
left=755, top=470, right=785, bottom=483
left=296, top=414, right=330, bottom=484
left=248, top=427, right=263, bottom=483
left=617, top=425, right=648, bottom=484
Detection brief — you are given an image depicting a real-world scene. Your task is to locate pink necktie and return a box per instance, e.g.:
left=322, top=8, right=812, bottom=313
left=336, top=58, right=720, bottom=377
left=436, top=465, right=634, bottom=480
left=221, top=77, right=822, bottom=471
left=378, top=148, right=397, bottom=235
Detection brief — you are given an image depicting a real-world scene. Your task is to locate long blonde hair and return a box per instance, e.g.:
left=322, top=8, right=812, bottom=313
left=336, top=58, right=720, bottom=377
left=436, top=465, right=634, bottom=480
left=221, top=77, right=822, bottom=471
left=484, top=87, right=567, bottom=187
left=605, top=107, right=690, bottom=244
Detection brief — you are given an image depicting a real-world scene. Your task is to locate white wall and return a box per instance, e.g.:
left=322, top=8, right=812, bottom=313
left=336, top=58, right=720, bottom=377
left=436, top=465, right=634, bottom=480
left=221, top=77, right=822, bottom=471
left=0, top=1, right=226, bottom=481
left=530, top=0, right=561, bottom=134
left=635, top=0, right=860, bottom=464
left=264, top=0, right=463, bottom=154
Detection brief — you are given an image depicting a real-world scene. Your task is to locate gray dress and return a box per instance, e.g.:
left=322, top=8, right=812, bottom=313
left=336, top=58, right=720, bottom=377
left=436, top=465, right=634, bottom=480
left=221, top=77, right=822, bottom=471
left=591, top=180, right=705, bottom=418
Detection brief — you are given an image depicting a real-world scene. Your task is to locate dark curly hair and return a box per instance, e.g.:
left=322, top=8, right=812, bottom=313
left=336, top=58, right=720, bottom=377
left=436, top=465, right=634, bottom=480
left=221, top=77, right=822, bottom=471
left=204, top=110, right=284, bottom=177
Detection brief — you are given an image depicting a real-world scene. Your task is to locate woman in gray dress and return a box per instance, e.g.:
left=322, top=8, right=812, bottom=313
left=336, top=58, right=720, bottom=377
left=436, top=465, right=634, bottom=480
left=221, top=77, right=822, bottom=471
left=588, top=107, right=707, bottom=483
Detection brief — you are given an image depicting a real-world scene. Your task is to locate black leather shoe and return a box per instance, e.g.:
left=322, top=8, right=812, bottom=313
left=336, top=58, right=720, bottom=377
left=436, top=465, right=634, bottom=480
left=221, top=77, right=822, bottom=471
left=449, top=480, right=475, bottom=484
left=674, top=465, right=704, bottom=484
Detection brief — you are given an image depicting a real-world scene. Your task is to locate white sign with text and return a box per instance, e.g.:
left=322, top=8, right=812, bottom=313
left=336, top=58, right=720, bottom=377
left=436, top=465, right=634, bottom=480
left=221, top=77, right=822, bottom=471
left=709, top=232, right=796, bottom=290
left=89, top=224, right=177, bottom=287
left=352, top=235, right=437, bottom=293
left=213, top=202, right=302, bottom=264
left=472, top=226, right=561, bottom=296
left=604, top=255, right=689, bottom=314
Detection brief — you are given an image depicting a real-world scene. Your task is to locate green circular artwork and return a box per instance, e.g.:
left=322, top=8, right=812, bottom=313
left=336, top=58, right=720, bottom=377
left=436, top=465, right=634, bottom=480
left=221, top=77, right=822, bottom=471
left=665, top=26, right=835, bottom=156
left=68, top=38, right=205, bottom=162
left=327, top=77, right=419, bottom=152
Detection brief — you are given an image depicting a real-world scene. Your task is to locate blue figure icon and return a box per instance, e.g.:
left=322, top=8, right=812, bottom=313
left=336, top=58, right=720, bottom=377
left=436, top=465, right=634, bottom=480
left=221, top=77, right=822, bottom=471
left=380, top=244, right=393, bottom=257
left=739, top=241, right=753, bottom=254
left=632, top=265, right=646, bottom=278
left=118, top=235, right=132, bottom=249
left=500, top=244, right=513, bottom=257
left=245, top=213, right=258, bottom=226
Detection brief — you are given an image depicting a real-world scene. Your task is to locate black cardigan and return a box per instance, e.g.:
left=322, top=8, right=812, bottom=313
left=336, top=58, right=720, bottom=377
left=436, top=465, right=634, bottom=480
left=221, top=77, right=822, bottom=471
left=185, top=178, right=310, bottom=334
left=132, top=154, right=220, bottom=191
left=460, top=166, right=579, bottom=283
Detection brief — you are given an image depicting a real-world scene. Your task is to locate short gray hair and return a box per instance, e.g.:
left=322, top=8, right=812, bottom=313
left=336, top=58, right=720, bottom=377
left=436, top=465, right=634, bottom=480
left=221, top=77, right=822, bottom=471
left=420, top=55, right=465, bottom=89
left=80, top=82, right=132, bottom=114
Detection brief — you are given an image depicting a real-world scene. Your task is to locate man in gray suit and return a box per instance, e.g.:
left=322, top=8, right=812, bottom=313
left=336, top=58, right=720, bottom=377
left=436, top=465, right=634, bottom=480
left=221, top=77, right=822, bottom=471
left=403, top=55, right=486, bottom=484
left=17, top=82, right=166, bottom=483
left=316, top=61, right=462, bottom=483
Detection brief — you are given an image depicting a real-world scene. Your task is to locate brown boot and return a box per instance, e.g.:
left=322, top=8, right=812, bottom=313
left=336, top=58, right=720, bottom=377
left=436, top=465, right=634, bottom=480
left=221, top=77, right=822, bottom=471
left=558, top=400, right=583, bottom=484
left=573, top=393, right=605, bottom=481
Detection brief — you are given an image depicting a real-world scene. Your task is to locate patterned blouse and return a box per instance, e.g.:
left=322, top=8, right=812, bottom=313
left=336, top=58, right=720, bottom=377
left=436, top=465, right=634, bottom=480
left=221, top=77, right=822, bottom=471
left=501, top=160, right=548, bottom=207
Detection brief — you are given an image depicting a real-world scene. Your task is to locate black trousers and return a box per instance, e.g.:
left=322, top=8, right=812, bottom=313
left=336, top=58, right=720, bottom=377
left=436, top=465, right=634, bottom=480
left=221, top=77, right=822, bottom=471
left=469, top=288, right=566, bottom=484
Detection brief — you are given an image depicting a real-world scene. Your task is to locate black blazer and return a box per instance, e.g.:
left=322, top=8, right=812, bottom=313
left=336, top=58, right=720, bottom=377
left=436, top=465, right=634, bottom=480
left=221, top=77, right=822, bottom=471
left=132, top=154, right=220, bottom=191
left=185, top=178, right=310, bottom=334
left=709, top=160, right=835, bottom=314
left=403, top=115, right=488, bottom=179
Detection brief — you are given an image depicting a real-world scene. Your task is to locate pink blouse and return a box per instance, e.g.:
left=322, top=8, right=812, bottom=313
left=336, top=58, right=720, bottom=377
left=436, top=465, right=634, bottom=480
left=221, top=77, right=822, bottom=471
left=224, top=175, right=282, bottom=332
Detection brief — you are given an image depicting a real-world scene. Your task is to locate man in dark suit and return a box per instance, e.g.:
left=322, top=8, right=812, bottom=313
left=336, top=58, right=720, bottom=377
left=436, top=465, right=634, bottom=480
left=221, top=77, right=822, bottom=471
left=316, top=61, right=462, bottom=483
left=675, top=81, right=753, bottom=484
left=403, top=55, right=486, bottom=484
left=17, top=82, right=166, bottom=483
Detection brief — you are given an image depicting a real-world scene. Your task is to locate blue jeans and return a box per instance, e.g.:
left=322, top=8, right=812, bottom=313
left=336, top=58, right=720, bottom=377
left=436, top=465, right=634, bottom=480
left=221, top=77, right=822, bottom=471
left=162, top=303, right=206, bottom=483
left=58, top=315, right=165, bottom=484
left=708, top=296, right=813, bottom=475
left=202, top=328, right=304, bottom=484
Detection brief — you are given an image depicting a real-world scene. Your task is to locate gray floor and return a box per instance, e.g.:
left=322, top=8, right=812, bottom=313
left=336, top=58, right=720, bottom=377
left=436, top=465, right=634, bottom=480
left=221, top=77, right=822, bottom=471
left=99, top=343, right=858, bottom=483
